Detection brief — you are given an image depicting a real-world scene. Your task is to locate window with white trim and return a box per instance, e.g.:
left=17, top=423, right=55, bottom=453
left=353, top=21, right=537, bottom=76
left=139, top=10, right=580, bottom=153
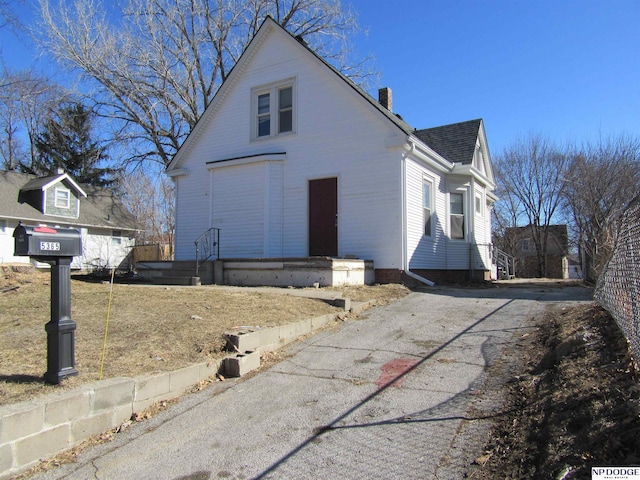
left=257, top=92, right=271, bottom=137
left=112, top=230, right=122, bottom=245
left=278, top=86, right=293, bottom=133
left=450, top=192, right=465, bottom=240
left=55, top=187, right=70, bottom=209
left=423, top=179, right=433, bottom=237
left=0, top=219, right=6, bottom=234
left=252, top=80, right=295, bottom=139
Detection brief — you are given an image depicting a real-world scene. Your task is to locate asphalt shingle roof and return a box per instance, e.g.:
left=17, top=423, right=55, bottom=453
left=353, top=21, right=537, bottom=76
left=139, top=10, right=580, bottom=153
left=412, top=119, right=482, bottom=165
left=0, top=170, right=136, bottom=231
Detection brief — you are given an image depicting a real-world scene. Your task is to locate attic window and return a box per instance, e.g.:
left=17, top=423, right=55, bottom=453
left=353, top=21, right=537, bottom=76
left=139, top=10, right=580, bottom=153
left=278, top=87, right=293, bottom=133
left=55, top=187, right=70, bottom=209
left=252, top=79, right=295, bottom=140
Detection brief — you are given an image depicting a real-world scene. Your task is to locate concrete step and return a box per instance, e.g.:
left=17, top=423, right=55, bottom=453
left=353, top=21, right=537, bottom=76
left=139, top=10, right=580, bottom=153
left=149, top=275, right=197, bottom=286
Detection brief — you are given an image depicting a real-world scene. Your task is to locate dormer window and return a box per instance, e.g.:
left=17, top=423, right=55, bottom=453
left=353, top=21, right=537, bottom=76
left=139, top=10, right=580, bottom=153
left=252, top=79, right=295, bottom=140
left=55, top=187, right=70, bottom=209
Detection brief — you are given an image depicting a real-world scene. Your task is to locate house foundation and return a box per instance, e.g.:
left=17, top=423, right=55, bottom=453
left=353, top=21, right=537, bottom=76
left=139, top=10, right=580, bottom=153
left=136, top=257, right=375, bottom=287
left=375, top=268, right=491, bottom=286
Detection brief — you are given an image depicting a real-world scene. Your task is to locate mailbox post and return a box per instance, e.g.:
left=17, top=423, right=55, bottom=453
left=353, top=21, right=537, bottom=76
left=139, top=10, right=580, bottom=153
left=14, top=224, right=82, bottom=384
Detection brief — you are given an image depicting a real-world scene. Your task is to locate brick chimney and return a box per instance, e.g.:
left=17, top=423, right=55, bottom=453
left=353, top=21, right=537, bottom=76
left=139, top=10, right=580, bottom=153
left=378, top=87, right=392, bottom=111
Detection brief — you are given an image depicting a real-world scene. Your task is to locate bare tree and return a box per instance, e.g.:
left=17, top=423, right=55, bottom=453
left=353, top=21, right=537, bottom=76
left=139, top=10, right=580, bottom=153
left=493, top=134, right=570, bottom=277
left=0, top=0, right=20, bottom=30
left=0, top=68, right=69, bottom=170
left=120, top=171, right=175, bottom=255
left=564, top=134, right=640, bottom=282
left=37, top=0, right=368, bottom=169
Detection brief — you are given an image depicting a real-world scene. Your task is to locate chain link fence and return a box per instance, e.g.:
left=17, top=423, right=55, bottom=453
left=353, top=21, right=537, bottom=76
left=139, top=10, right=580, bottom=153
left=594, top=195, right=640, bottom=366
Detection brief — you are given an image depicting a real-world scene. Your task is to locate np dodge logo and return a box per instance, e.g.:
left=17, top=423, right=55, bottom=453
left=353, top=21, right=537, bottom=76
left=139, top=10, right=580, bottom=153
left=592, top=467, right=640, bottom=479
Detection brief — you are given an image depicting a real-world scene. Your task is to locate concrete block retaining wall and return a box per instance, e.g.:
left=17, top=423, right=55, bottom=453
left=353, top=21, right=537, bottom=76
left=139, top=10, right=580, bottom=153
left=0, top=360, right=220, bottom=480
left=0, top=306, right=366, bottom=479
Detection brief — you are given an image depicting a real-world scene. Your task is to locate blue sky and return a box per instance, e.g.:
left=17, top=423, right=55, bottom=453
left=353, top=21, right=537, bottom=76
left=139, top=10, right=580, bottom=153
left=2, top=0, right=638, bottom=156
left=349, top=0, right=640, bottom=154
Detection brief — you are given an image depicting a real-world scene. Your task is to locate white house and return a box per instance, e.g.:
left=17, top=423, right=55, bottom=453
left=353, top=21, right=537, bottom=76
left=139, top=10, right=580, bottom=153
left=0, top=170, right=136, bottom=271
left=166, top=17, right=497, bottom=285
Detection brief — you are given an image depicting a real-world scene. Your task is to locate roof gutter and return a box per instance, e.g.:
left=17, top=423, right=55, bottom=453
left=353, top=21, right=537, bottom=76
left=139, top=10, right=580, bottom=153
left=1, top=215, right=138, bottom=233
left=406, top=137, right=454, bottom=173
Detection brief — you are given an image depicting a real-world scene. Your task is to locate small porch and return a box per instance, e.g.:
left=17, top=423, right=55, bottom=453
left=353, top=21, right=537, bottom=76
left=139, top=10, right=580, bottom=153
left=135, top=257, right=375, bottom=287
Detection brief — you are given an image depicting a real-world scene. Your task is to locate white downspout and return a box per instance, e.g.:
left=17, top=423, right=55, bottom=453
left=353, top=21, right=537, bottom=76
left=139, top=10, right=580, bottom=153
left=402, top=140, right=435, bottom=287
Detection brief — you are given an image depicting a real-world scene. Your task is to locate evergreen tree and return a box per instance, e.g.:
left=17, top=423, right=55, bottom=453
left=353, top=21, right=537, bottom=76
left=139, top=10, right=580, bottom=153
left=31, top=102, right=116, bottom=187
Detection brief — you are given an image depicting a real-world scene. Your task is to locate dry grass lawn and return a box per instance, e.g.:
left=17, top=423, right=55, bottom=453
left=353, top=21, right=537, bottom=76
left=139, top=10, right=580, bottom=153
left=0, top=266, right=409, bottom=406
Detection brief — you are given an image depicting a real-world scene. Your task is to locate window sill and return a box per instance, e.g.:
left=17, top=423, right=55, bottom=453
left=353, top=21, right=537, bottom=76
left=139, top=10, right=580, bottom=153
left=252, top=131, right=296, bottom=142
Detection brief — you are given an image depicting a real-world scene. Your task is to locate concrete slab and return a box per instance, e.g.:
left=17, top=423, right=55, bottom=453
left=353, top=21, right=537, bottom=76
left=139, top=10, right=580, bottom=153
left=28, top=284, right=593, bottom=480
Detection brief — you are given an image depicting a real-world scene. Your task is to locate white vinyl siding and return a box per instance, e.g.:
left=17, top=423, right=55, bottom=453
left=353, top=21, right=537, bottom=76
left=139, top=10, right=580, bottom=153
left=265, top=161, right=284, bottom=256
left=170, top=22, right=495, bottom=274
left=471, top=184, right=492, bottom=271
left=405, top=159, right=447, bottom=270
left=173, top=27, right=404, bottom=267
left=80, top=227, right=134, bottom=270
left=210, top=163, right=267, bottom=258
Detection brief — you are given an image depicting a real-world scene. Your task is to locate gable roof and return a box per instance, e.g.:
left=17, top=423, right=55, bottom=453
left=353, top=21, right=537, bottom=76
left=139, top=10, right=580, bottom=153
left=166, top=16, right=491, bottom=175
left=0, top=170, right=136, bottom=231
left=20, top=172, right=87, bottom=197
left=167, top=16, right=414, bottom=172
left=413, top=119, right=482, bottom=165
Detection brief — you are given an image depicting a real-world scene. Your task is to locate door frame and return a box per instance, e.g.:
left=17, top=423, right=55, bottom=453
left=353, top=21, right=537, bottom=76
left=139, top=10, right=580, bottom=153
left=308, top=176, right=338, bottom=257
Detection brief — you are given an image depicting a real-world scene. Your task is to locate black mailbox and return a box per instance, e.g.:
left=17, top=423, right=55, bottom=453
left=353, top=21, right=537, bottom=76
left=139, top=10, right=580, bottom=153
left=14, top=224, right=82, bottom=258
left=13, top=223, right=83, bottom=385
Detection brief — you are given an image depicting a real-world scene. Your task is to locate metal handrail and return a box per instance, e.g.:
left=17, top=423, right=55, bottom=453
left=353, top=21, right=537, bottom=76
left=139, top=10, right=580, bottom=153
left=493, top=246, right=516, bottom=279
left=194, top=227, right=220, bottom=277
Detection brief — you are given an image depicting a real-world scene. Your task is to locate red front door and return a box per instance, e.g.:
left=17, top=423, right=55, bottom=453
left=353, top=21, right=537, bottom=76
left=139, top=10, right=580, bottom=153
left=308, top=177, right=338, bottom=257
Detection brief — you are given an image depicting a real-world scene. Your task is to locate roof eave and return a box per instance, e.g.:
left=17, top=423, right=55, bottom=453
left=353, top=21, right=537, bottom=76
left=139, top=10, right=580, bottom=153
left=406, top=136, right=455, bottom=173
left=166, top=16, right=415, bottom=173
left=451, top=163, right=496, bottom=190
left=31, top=173, right=88, bottom=198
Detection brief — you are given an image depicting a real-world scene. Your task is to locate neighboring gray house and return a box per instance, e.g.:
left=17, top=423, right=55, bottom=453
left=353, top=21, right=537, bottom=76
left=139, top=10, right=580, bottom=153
left=506, top=224, right=572, bottom=279
left=166, top=17, right=497, bottom=285
left=0, top=170, right=136, bottom=270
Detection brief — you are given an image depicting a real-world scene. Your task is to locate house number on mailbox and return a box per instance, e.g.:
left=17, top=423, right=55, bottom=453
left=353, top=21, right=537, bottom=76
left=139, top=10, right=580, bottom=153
left=40, top=241, right=61, bottom=251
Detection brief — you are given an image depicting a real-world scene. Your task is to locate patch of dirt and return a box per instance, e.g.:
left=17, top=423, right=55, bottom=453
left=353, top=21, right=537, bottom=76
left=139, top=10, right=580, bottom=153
left=0, top=267, right=410, bottom=406
left=467, top=303, right=640, bottom=479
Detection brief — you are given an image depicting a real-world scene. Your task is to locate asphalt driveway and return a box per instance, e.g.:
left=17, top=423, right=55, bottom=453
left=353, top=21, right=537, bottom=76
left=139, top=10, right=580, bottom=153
left=32, top=282, right=593, bottom=480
